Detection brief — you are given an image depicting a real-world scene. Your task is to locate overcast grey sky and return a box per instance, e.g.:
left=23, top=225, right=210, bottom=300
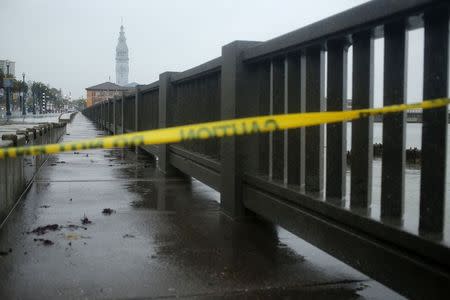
left=1, top=0, right=374, bottom=99
left=1, top=0, right=428, bottom=105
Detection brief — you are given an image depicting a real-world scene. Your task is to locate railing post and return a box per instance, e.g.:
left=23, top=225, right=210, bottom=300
left=113, top=97, right=116, bottom=135
left=134, top=87, right=141, bottom=153
left=106, top=100, right=110, bottom=131
left=220, top=40, right=260, bottom=218
left=110, top=98, right=113, bottom=132
left=99, top=102, right=103, bottom=128
left=326, top=38, right=348, bottom=201
left=381, top=20, right=407, bottom=219
left=121, top=93, right=124, bottom=134
left=102, top=101, right=105, bottom=129
left=158, top=72, right=179, bottom=174
left=304, top=46, right=325, bottom=193
left=420, top=8, right=448, bottom=234
left=107, top=100, right=110, bottom=131
left=350, top=30, right=374, bottom=210
left=135, top=86, right=140, bottom=132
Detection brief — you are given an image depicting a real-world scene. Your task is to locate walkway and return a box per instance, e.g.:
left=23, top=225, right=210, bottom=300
left=0, top=114, right=401, bottom=299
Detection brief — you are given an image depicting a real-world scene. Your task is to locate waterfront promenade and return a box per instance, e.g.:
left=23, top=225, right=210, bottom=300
left=0, top=113, right=400, bottom=299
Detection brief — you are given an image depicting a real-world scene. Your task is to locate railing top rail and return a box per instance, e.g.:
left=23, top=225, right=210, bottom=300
left=140, top=81, right=160, bottom=93
left=123, top=89, right=136, bottom=98
left=243, top=0, right=446, bottom=62
left=171, top=56, right=222, bottom=84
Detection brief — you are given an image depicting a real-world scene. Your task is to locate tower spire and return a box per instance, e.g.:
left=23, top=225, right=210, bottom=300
left=115, top=20, right=129, bottom=86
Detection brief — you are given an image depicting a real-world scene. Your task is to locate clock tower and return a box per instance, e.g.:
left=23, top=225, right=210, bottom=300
left=115, top=22, right=129, bottom=86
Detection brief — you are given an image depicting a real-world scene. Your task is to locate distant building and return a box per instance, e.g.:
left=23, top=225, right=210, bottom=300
left=0, top=60, right=15, bottom=76
left=116, top=23, right=129, bottom=86
left=123, top=82, right=139, bottom=88
left=85, top=82, right=128, bottom=107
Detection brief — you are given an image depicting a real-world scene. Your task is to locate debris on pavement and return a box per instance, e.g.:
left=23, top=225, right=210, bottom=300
left=28, top=224, right=59, bottom=235
left=64, top=224, right=87, bottom=231
left=0, top=248, right=12, bottom=256
left=123, top=234, right=135, bottom=238
left=65, top=233, right=80, bottom=240
left=102, top=208, right=116, bottom=215
left=33, top=238, right=54, bottom=246
left=81, top=215, right=92, bottom=225
left=40, top=205, right=50, bottom=208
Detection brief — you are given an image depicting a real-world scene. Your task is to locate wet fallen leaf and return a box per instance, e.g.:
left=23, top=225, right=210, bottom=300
left=33, top=238, right=54, bottom=246
left=102, top=208, right=116, bottom=215
left=28, top=224, right=59, bottom=235
left=65, top=233, right=79, bottom=240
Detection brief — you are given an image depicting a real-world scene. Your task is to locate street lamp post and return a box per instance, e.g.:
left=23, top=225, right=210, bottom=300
left=5, top=62, right=11, bottom=116
left=42, top=94, right=48, bottom=114
left=32, top=90, right=36, bottom=115
left=22, top=73, right=26, bottom=116
left=40, top=92, right=45, bottom=114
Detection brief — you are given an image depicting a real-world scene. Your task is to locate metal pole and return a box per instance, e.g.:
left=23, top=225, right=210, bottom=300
left=5, top=63, right=11, bottom=116
left=32, top=91, right=36, bottom=115
left=40, top=92, right=44, bottom=114
left=22, top=73, right=26, bottom=115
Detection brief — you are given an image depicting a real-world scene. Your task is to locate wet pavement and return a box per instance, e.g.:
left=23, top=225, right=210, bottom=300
left=0, top=114, right=403, bottom=299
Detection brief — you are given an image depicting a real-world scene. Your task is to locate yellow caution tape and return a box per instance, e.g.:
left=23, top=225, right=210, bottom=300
left=0, top=98, right=449, bottom=159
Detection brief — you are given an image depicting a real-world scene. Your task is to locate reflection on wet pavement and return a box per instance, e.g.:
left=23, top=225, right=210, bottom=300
left=0, top=114, right=402, bottom=299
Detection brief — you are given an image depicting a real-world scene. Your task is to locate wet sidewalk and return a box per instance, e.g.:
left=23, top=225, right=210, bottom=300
left=0, top=114, right=401, bottom=299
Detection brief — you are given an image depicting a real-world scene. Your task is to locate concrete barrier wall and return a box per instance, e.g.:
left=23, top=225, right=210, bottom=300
left=0, top=112, right=77, bottom=224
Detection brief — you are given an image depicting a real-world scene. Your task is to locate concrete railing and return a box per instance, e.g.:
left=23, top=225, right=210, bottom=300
left=0, top=112, right=77, bottom=226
